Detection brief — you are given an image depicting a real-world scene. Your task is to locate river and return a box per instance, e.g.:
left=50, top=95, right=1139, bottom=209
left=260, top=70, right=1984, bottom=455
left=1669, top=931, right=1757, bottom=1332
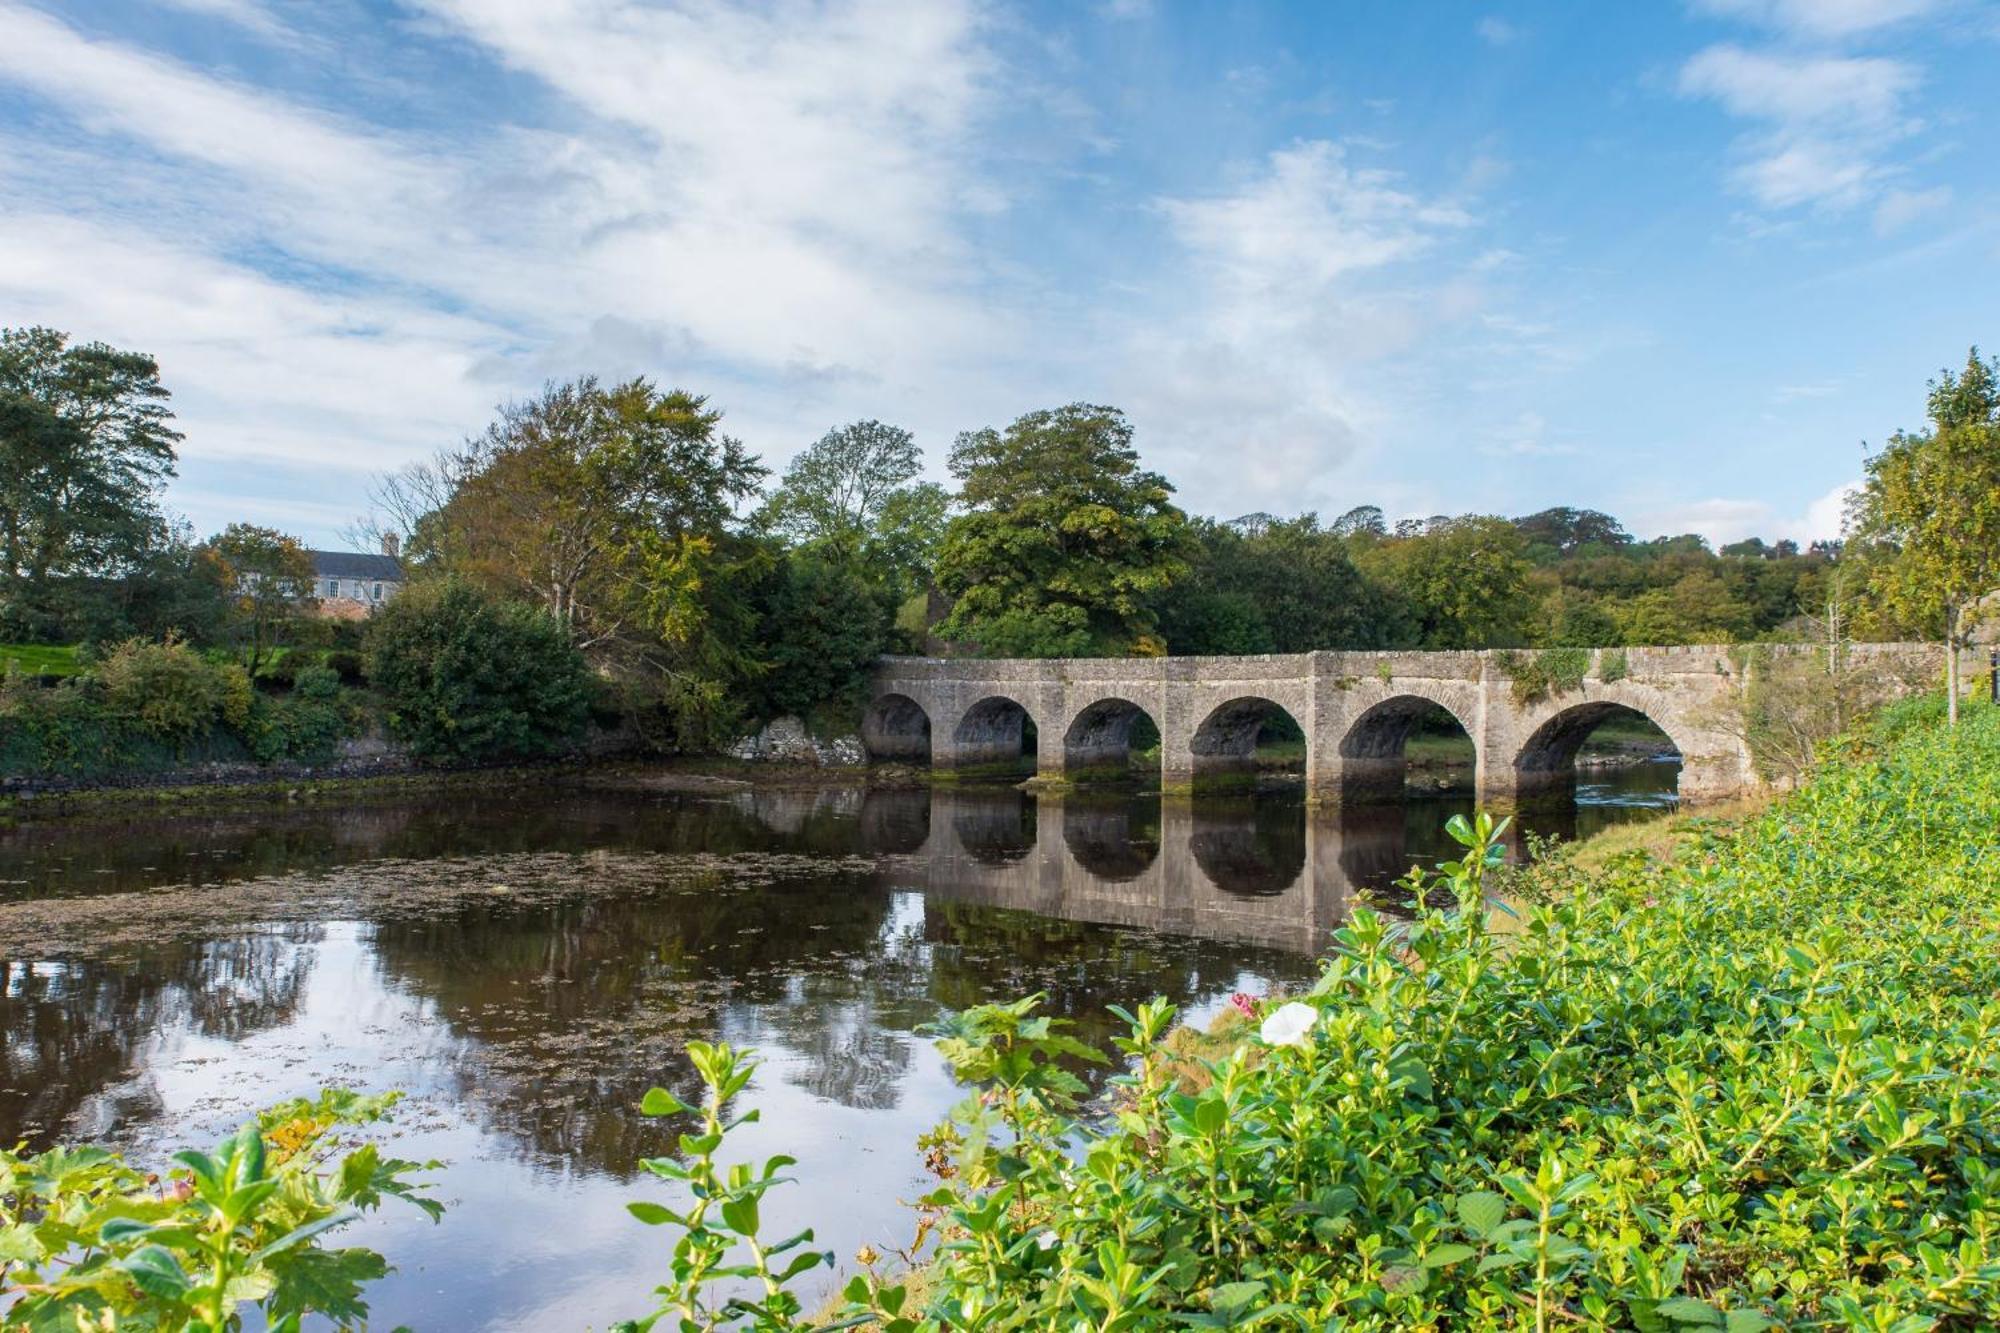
left=0, top=764, right=1675, bottom=1329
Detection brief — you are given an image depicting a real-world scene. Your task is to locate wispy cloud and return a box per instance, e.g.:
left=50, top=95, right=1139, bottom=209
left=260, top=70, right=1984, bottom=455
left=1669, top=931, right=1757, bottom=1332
left=1476, top=16, right=1519, bottom=46
left=1115, top=140, right=1491, bottom=513
left=0, top=0, right=1051, bottom=537
left=1688, top=0, right=1944, bottom=39
left=1678, top=43, right=1923, bottom=210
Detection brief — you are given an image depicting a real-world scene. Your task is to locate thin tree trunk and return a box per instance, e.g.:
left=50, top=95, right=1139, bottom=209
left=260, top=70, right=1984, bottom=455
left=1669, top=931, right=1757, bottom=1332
left=1946, top=603, right=1960, bottom=729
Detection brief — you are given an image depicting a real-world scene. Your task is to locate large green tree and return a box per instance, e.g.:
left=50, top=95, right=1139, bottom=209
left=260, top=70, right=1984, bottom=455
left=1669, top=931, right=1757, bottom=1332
left=934, top=404, right=1191, bottom=657
left=1155, top=515, right=1393, bottom=654
left=1848, top=347, right=2000, bottom=725
left=427, top=377, right=767, bottom=747
left=760, top=418, right=951, bottom=603
left=0, top=327, right=181, bottom=634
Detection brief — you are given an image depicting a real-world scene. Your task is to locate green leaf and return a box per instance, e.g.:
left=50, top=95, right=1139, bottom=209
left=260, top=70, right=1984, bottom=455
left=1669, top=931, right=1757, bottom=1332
left=265, top=1243, right=390, bottom=1325
left=1456, top=1190, right=1508, bottom=1238
left=1655, top=1297, right=1725, bottom=1326
left=626, top=1201, right=680, bottom=1226
left=117, top=1244, right=192, bottom=1300
left=1724, top=1313, right=1775, bottom=1333
left=1421, top=1243, right=1476, bottom=1267
left=640, top=1087, right=691, bottom=1117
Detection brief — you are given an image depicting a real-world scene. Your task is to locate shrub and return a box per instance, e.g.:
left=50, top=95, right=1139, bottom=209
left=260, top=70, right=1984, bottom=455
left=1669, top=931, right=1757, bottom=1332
left=242, top=665, right=355, bottom=764
left=326, top=649, right=366, bottom=684
left=1496, top=645, right=1592, bottom=705
left=364, top=579, right=590, bottom=764
left=95, top=637, right=227, bottom=742
left=1, top=1089, right=439, bottom=1330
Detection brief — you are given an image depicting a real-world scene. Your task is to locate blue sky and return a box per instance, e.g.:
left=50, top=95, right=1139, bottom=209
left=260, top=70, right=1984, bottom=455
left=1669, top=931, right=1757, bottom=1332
left=2, top=0, right=1995, bottom=549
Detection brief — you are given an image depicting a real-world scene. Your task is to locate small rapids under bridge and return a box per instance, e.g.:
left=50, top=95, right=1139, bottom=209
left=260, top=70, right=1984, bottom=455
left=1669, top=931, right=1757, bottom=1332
left=866, top=645, right=1938, bottom=804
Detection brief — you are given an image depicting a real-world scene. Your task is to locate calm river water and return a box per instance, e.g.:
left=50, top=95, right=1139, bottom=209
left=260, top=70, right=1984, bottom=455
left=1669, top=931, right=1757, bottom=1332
left=0, top=765, right=1675, bottom=1329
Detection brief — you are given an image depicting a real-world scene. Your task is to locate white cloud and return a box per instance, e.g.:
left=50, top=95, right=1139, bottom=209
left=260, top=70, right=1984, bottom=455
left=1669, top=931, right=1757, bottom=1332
left=1689, top=0, right=1943, bottom=39
left=1678, top=43, right=1923, bottom=210
left=1637, top=481, right=1858, bottom=546
left=1112, top=140, right=1488, bottom=515
left=1476, top=16, right=1519, bottom=46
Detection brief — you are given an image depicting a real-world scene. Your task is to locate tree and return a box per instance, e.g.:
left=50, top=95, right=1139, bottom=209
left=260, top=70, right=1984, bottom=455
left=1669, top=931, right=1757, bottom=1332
left=1513, top=507, right=1632, bottom=561
left=1848, top=347, right=2000, bottom=725
left=1154, top=515, right=1393, bottom=654
left=199, top=524, right=318, bottom=675
left=426, top=378, right=768, bottom=745
left=364, top=579, right=589, bottom=763
left=762, top=420, right=922, bottom=553
left=755, top=554, right=893, bottom=719
left=1353, top=516, right=1534, bottom=648
left=760, top=419, right=951, bottom=601
left=934, top=404, right=1191, bottom=657
left=0, top=327, right=180, bottom=633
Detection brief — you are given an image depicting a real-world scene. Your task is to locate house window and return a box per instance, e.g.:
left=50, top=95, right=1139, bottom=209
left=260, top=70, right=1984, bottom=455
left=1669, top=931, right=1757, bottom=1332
left=323, top=579, right=338, bottom=597
left=372, top=582, right=382, bottom=601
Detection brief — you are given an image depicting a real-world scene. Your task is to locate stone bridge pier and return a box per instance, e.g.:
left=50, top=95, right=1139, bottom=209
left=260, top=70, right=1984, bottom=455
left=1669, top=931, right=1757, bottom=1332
left=864, top=644, right=1939, bottom=805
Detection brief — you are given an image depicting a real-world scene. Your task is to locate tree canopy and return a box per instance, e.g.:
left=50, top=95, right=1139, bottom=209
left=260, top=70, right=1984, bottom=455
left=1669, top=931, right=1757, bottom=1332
left=1848, top=347, right=2000, bottom=724
left=934, top=404, right=1192, bottom=657
left=0, top=326, right=181, bottom=636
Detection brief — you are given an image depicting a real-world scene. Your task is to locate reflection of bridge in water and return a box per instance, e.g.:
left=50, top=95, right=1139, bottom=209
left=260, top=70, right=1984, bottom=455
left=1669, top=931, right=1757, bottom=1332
left=846, top=787, right=1458, bottom=955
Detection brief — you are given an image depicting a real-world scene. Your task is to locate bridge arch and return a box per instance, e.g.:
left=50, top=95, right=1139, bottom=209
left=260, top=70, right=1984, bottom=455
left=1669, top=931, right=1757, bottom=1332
left=1189, top=695, right=1306, bottom=788
left=1513, top=699, right=1684, bottom=798
left=861, top=693, right=931, bottom=762
left=951, top=694, right=1038, bottom=772
left=1063, top=696, right=1159, bottom=781
left=1337, top=692, right=1478, bottom=801
left=950, top=789, right=1038, bottom=867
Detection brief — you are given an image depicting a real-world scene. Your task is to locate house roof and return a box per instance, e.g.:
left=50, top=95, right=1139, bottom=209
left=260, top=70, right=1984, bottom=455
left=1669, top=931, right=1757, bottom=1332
left=307, top=549, right=403, bottom=580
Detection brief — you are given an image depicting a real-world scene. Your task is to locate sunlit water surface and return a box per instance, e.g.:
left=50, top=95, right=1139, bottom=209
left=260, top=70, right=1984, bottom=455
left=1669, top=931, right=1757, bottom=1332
left=0, top=767, right=1674, bottom=1330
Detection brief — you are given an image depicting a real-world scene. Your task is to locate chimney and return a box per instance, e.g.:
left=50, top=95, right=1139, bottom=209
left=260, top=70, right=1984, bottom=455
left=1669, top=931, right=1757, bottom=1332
left=381, top=532, right=400, bottom=559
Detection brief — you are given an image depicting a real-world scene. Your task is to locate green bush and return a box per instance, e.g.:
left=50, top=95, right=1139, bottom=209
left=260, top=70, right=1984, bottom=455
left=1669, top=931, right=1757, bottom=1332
left=325, top=649, right=366, bottom=684
left=96, top=637, right=228, bottom=742
left=0, top=1089, right=439, bottom=1330
left=242, top=665, right=355, bottom=764
left=364, top=579, right=590, bottom=764
left=0, top=641, right=352, bottom=777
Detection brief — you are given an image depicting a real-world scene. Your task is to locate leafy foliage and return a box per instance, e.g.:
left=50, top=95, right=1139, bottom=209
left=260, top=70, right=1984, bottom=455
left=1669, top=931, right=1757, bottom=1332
left=198, top=523, right=320, bottom=676
left=0, top=1088, right=439, bottom=1332
left=1848, top=346, right=2000, bottom=723
left=0, top=326, right=181, bottom=639
left=935, top=404, right=1192, bottom=657
left=753, top=553, right=893, bottom=720
left=364, top=578, right=590, bottom=764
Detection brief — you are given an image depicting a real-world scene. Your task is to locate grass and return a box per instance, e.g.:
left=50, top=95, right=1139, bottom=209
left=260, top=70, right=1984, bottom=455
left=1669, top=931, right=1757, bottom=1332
left=0, top=643, right=82, bottom=677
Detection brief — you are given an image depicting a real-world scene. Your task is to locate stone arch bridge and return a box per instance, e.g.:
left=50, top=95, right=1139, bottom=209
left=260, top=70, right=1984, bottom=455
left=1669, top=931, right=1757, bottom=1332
left=866, top=645, right=1937, bottom=804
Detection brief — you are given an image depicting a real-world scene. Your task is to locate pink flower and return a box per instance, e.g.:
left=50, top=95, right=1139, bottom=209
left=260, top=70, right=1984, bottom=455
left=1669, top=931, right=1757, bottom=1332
left=1229, top=991, right=1256, bottom=1018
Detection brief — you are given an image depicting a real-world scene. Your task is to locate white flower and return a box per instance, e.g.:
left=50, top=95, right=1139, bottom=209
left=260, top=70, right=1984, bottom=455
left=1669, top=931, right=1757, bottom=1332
left=1036, top=1230, right=1059, bottom=1251
left=1259, top=1001, right=1318, bottom=1048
